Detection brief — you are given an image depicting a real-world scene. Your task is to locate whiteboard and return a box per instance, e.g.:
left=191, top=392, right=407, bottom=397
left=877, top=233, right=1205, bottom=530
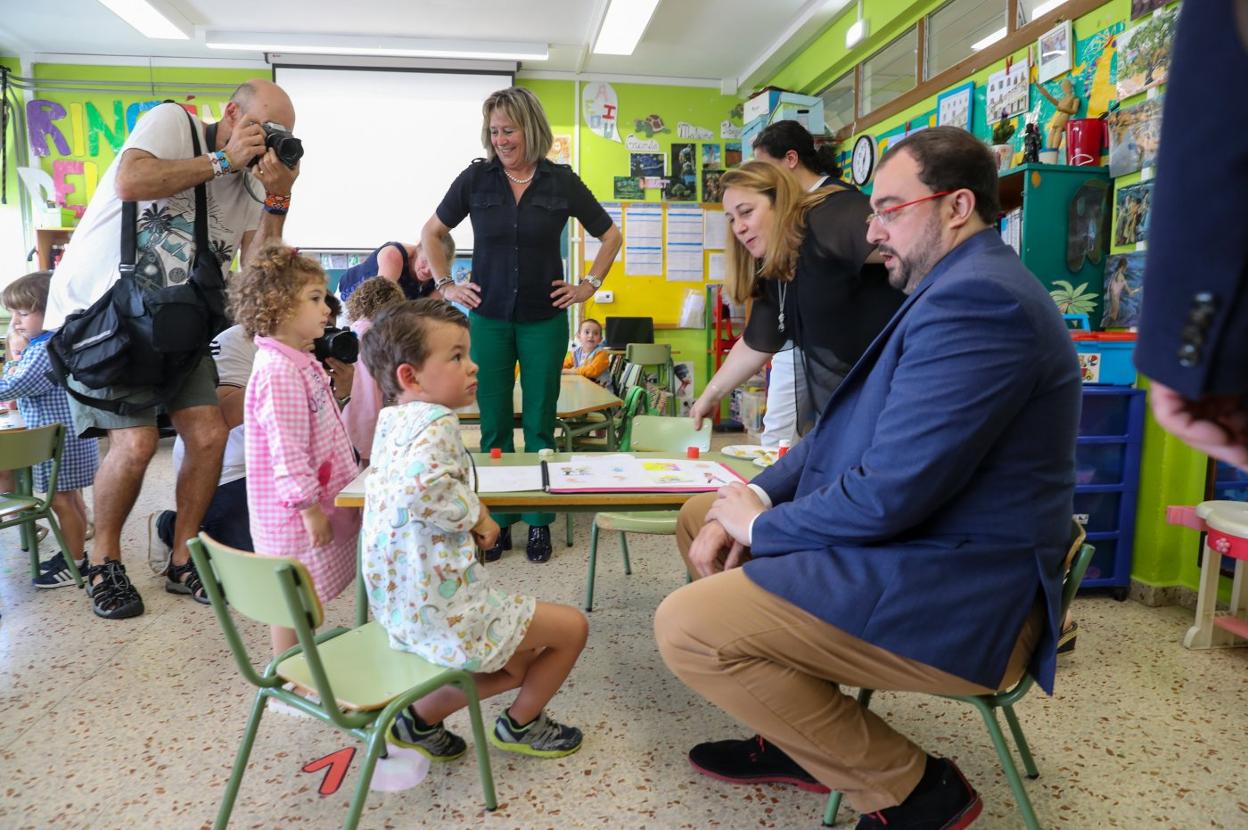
left=273, top=66, right=513, bottom=250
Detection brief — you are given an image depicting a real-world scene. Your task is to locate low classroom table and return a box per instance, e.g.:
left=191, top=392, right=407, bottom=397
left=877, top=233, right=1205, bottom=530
left=336, top=450, right=758, bottom=624
left=454, top=373, right=625, bottom=451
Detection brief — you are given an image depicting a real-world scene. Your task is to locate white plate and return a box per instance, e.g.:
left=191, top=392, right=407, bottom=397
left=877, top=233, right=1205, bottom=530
left=721, top=444, right=769, bottom=460
left=752, top=450, right=779, bottom=468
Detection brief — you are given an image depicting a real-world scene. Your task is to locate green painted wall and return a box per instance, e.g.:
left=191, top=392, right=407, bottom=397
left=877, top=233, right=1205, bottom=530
left=2, top=57, right=25, bottom=280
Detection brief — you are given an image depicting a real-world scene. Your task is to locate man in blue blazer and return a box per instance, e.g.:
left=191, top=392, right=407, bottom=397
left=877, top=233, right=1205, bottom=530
left=656, top=127, right=1081, bottom=830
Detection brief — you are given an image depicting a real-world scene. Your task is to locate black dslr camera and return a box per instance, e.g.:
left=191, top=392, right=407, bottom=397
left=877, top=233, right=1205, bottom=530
left=313, top=326, right=358, bottom=366
left=249, top=121, right=303, bottom=169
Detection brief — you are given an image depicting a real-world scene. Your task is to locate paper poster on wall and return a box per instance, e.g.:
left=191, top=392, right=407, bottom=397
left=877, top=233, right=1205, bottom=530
left=1130, top=0, right=1168, bottom=20
left=666, top=206, right=704, bottom=283
left=701, top=144, right=722, bottom=167
left=702, top=169, right=725, bottom=203
left=582, top=82, right=621, bottom=142
left=1102, top=252, right=1146, bottom=328
left=614, top=177, right=644, bottom=200
left=1113, top=181, right=1153, bottom=246
left=707, top=252, right=726, bottom=281
left=720, top=121, right=741, bottom=140
left=623, top=204, right=663, bottom=276
left=548, top=135, right=572, bottom=165
left=703, top=210, right=728, bottom=249
left=936, top=83, right=974, bottom=131
left=985, top=60, right=1029, bottom=121
left=1107, top=96, right=1163, bottom=177
left=1115, top=9, right=1176, bottom=98
left=630, top=152, right=665, bottom=178
left=677, top=122, right=714, bottom=140
left=1036, top=21, right=1073, bottom=84
left=667, top=143, right=697, bottom=201
left=643, top=176, right=668, bottom=190
left=626, top=135, right=661, bottom=151
left=724, top=142, right=742, bottom=167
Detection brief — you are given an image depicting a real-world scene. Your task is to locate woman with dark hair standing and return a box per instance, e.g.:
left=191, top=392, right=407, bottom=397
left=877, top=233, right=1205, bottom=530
left=746, top=121, right=845, bottom=446
left=690, top=161, right=903, bottom=436
left=421, top=87, right=622, bottom=563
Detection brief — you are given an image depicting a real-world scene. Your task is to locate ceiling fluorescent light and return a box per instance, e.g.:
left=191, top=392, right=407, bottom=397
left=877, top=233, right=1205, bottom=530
left=971, top=26, right=1007, bottom=51
left=845, top=0, right=868, bottom=49
left=1031, top=0, right=1066, bottom=18
left=97, top=0, right=192, bottom=40
left=205, top=31, right=548, bottom=61
left=593, top=0, right=662, bottom=56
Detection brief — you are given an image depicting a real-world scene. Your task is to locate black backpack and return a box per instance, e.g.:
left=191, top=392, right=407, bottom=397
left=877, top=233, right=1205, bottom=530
left=48, top=106, right=231, bottom=415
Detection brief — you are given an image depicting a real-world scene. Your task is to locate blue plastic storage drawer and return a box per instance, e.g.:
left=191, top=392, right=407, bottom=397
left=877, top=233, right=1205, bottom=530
left=1079, top=393, right=1133, bottom=437
left=1083, top=538, right=1118, bottom=584
left=1073, top=490, right=1122, bottom=534
left=1076, top=442, right=1129, bottom=485
left=1071, top=333, right=1137, bottom=385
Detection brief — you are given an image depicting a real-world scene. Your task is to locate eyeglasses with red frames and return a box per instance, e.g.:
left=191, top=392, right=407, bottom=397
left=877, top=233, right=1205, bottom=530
left=865, top=191, right=955, bottom=226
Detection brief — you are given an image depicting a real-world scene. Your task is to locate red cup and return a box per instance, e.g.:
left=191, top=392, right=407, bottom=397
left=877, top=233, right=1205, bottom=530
left=778, top=439, right=791, bottom=457
left=686, top=446, right=700, bottom=459
left=1065, top=118, right=1104, bottom=167
left=490, top=448, right=502, bottom=459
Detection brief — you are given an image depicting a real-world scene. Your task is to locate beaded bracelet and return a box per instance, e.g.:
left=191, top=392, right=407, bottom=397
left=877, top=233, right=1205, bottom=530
left=263, top=192, right=291, bottom=215
left=206, top=150, right=230, bottom=178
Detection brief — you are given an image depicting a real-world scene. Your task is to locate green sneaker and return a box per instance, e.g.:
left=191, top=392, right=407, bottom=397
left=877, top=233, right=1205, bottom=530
left=389, top=709, right=467, bottom=762
left=489, top=710, right=583, bottom=758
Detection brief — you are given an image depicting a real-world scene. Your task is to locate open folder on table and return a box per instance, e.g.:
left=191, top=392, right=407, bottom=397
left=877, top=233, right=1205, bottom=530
left=541, top=455, right=745, bottom=493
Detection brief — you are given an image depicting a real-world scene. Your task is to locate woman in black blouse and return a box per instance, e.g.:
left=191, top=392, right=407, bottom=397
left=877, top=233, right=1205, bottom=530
left=690, top=161, right=904, bottom=435
left=422, top=86, right=622, bottom=563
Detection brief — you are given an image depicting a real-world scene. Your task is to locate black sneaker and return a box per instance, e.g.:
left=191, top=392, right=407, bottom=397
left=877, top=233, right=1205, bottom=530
left=33, top=551, right=86, bottom=589
left=526, top=525, right=552, bottom=563
left=856, top=757, right=982, bottom=830
left=389, top=708, right=467, bottom=762
left=84, top=560, right=145, bottom=620
left=483, top=525, right=512, bottom=562
left=688, top=735, right=830, bottom=793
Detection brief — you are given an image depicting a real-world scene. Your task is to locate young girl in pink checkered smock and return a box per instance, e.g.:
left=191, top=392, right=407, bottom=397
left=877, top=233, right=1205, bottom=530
left=231, top=244, right=361, bottom=657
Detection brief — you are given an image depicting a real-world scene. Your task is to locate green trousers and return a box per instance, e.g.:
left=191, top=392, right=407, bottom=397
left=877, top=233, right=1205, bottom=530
left=469, top=311, right=567, bottom=528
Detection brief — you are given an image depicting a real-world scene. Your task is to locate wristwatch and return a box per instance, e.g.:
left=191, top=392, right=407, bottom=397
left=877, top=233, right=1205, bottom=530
left=585, top=274, right=603, bottom=290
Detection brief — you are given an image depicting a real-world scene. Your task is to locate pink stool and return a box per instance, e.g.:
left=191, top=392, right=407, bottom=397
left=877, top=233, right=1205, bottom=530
left=1168, top=500, right=1248, bottom=649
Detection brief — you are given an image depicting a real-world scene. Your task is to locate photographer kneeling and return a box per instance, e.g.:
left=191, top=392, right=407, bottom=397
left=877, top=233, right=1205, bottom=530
left=45, top=79, right=300, bottom=619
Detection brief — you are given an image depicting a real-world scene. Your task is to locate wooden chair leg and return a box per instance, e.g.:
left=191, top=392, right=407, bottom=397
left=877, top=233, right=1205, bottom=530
left=585, top=522, right=600, bottom=611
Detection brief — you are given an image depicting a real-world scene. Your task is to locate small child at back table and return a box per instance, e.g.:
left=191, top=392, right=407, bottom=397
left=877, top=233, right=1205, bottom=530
left=361, top=298, right=589, bottom=761
left=562, top=317, right=610, bottom=387
left=0, top=272, right=98, bottom=588
left=230, top=244, right=361, bottom=658
left=342, top=276, right=406, bottom=464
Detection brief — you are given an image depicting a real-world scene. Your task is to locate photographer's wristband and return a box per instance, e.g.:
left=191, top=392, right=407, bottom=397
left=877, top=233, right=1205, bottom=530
left=263, top=192, right=290, bottom=215
left=207, top=150, right=230, bottom=178
left=435, top=276, right=455, bottom=290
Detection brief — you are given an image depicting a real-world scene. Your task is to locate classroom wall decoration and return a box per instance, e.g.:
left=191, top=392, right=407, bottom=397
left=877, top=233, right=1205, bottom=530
left=1036, top=21, right=1074, bottom=84
left=936, top=82, right=974, bottom=131
left=1113, top=181, right=1153, bottom=246
left=1115, top=8, right=1177, bottom=98
left=666, top=143, right=696, bottom=201
left=985, top=60, right=1030, bottom=121
left=614, top=176, right=644, bottom=200
left=724, top=142, right=742, bottom=167
left=629, top=152, right=664, bottom=177
left=1107, top=96, right=1163, bottom=177
left=548, top=135, right=572, bottom=165
left=1102, top=252, right=1146, bottom=328
left=702, top=168, right=725, bottom=203
left=700, top=143, right=721, bottom=167
left=632, top=114, right=671, bottom=138
left=582, top=82, right=621, bottom=142
left=1067, top=22, right=1123, bottom=119
left=1130, top=0, right=1169, bottom=20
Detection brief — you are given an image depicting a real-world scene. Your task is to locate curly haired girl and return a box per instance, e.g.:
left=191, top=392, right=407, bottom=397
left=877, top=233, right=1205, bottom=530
left=229, top=243, right=361, bottom=656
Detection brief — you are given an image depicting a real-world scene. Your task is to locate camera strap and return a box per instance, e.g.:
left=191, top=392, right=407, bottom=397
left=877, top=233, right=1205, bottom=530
left=120, top=106, right=210, bottom=282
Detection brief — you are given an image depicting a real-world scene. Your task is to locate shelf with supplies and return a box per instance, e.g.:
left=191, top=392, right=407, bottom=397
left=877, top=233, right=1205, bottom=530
left=1075, top=386, right=1145, bottom=599
left=997, top=163, right=1111, bottom=329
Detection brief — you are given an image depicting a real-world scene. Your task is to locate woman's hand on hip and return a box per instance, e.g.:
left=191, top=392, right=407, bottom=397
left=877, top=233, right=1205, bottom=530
left=443, top=281, right=482, bottom=309
left=550, top=280, right=594, bottom=309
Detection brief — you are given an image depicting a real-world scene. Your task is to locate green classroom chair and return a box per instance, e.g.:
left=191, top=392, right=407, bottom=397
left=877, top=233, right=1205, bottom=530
left=583, top=415, right=711, bottom=611
left=821, top=522, right=1093, bottom=830
left=0, top=423, right=83, bottom=588
left=189, top=533, right=497, bottom=830
left=625, top=343, right=678, bottom=415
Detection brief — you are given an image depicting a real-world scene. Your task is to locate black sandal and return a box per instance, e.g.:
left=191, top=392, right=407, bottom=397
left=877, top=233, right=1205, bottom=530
left=85, top=560, right=145, bottom=620
left=166, top=559, right=210, bottom=605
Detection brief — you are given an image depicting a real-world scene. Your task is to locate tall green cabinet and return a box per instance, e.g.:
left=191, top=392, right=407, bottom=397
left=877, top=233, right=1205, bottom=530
left=998, top=163, right=1111, bottom=328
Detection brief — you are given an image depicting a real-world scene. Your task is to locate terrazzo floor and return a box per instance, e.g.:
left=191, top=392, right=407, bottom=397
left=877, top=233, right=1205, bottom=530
left=1, top=435, right=1246, bottom=830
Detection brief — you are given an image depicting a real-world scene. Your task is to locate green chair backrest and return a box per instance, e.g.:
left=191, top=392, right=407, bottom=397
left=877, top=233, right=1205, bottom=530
left=0, top=423, right=62, bottom=474
left=625, top=342, right=672, bottom=367
left=190, top=533, right=326, bottom=630
left=629, top=415, right=711, bottom=453
left=1060, top=520, right=1094, bottom=620
left=615, top=385, right=650, bottom=451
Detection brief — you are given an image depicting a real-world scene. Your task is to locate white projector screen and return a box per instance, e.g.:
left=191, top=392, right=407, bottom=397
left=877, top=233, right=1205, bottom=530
left=272, top=66, right=514, bottom=251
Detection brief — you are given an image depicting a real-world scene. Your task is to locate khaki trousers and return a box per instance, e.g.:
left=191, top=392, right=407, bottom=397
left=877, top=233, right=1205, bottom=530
left=655, top=492, right=1042, bottom=813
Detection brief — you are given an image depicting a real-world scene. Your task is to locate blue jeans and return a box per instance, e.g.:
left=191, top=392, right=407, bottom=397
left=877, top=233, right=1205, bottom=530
left=157, top=477, right=253, bottom=552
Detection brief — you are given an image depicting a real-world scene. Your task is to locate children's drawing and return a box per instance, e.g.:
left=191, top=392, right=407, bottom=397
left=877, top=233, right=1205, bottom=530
left=1113, top=180, right=1153, bottom=246
left=1107, top=96, right=1163, bottom=177
left=1116, top=9, right=1177, bottom=98
left=1102, top=253, right=1146, bottom=328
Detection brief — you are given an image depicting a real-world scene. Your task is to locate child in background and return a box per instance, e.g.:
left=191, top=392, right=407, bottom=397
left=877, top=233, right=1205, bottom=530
left=231, top=245, right=361, bottom=656
left=562, top=317, right=610, bottom=387
left=0, top=272, right=99, bottom=587
left=361, top=299, right=589, bottom=761
left=342, top=276, right=406, bottom=464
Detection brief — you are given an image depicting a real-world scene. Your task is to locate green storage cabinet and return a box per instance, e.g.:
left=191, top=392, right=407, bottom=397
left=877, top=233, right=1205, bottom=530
left=998, top=163, right=1111, bottom=328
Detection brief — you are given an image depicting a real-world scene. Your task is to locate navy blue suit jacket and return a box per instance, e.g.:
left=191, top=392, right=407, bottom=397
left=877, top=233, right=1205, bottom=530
left=744, top=230, right=1081, bottom=693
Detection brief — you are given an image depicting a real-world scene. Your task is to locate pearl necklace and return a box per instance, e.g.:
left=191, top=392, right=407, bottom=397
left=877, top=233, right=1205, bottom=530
left=504, top=168, right=535, bottom=185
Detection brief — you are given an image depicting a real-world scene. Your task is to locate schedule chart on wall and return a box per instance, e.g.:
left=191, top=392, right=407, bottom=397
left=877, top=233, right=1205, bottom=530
left=666, top=206, right=705, bottom=282
left=623, top=204, right=664, bottom=275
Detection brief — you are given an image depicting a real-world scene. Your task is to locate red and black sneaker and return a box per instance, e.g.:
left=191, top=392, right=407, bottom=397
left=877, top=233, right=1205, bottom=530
left=856, top=756, right=982, bottom=830
left=688, top=735, right=830, bottom=793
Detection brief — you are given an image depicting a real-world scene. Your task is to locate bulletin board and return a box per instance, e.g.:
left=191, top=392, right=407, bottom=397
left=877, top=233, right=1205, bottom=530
left=579, top=201, right=727, bottom=326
